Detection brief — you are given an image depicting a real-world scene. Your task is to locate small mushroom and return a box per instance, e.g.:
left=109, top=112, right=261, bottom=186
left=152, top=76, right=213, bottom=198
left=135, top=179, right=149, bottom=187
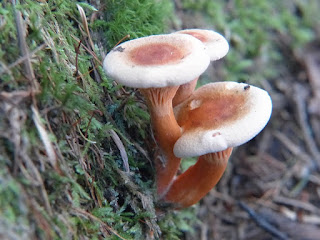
left=172, top=29, right=229, bottom=106
left=103, top=34, right=210, bottom=196
left=176, top=29, right=229, bottom=61
left=163, top=81, right=272, bottom=208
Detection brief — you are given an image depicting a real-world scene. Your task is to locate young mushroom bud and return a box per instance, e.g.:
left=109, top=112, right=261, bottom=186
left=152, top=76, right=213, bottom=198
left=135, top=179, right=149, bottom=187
left=103, top=34, right=210, bottom=197
left=172, top=29, right=229, bottom=107
left=163, top=81, right=272, bottom=208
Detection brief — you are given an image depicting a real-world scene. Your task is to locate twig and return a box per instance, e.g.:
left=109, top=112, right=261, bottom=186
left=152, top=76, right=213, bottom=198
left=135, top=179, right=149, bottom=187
left=303, top=52, right=320, bottom=115
left=0, top=43, right=46, bottom=75
left=273, top=131, right=313, bottom=166
left=238, top=201, right=289, bottom=240
left=65, top=115, right=89, bottom=170
left=21, top=151, right=53, bottom=216
left=71, top=207, right=127, bottom=240
left=293, top=83, right=320, bottom=168
left=109, top=129, right=130, bottom=173
left=13, top=2, right=39, bottom=92
left=71, top=35, right=102, bottom=65
left=28, top=198, right=53, bottom=239
left=76, top=4, right=95, bottom=51
left=273, top=130, right=313, bottom=196
left=32, top=106, right=59, bottom=171
left=74, top=38, right=82, bottom=78
left=273, top=196, right=320, bottom=215
left=84, top=110, right=103, bottom=138
left=76, top=123, right=96, bottom=144
left=2, top=92, right=27, bottom=174
left=260, top=206, right=320, bottom=240
left=201, top=223, right=208, bottom=240
left=113, top=34, right=130, bottom=49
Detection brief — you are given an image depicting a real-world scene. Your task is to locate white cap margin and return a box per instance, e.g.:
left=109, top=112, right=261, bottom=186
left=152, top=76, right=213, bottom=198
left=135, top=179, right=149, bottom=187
left=175, top=29, right=229, bottom=61
left=103, top=34, right=210, bottom=88
left=173, top=82, right=272, bottom=158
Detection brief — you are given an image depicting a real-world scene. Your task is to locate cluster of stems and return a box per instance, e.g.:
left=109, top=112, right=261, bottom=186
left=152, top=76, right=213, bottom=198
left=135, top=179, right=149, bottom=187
left=143, top=81, right=232, bottom=209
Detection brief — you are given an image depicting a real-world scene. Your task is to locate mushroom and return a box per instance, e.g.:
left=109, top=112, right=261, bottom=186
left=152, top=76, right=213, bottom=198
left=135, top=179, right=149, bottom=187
left=162, top=81, right=272, bottom=208
left=103, top=34, right=210, bottom=196
left=176, top=29, right=229, bottom=61
left=172, top=29, right=229, bottom=106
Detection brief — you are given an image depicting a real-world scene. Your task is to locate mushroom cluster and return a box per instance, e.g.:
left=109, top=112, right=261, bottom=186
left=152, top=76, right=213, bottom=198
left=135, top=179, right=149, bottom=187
left=103, top=29, right=272, bottom=209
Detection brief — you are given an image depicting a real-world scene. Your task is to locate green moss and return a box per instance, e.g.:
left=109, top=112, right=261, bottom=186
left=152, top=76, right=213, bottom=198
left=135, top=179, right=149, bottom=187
left=0, top=0, right=182, bottom=239
left=3, top=0, right=318, bottom=239
left=92, top=0, right=174, bottom=50
left=158, top=208, right=199, bottom=240
left=0, top=165, right=31, bottom=239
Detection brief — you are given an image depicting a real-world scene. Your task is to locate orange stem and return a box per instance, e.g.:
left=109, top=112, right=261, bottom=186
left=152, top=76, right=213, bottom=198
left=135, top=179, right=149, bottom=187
left=172, top=78, right=198, bottom=107
left=152, top=113, right=181, bottom=197
left=140, top=87, right=182, bottom=197
left=163, top=148, right=233, bottom=208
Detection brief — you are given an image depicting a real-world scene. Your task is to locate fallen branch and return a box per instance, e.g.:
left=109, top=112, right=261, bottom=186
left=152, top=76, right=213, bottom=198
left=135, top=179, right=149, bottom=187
left=238, top=201, right=289, bottom=240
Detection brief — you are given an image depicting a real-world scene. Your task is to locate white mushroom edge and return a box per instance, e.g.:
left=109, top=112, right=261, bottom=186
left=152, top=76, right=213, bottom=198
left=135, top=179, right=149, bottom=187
left=174, top=29, right=229, bottom=61
left=103, top=34, right=210, bottom=88
left=173, top=82, right=272, bottom=158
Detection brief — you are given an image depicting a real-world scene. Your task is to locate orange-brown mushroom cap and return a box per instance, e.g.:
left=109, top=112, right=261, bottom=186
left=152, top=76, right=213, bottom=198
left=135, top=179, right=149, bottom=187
left=172, top=29, right=229, bottom=107
left=103, top=34, right=210, bottom=88
left=173, top=81, right=272, bottom=158
left=163, top=82, right=271, bottom=208
left=175, top=29, right=229, bottom=61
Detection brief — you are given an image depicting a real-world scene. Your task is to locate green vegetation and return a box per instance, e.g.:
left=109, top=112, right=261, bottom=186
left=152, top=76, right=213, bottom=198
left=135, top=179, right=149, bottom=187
left=92, top=0, right=174, bottom=49
left=0, top=0, right=196, bottom=239
left=1, top=0, right=319, bottom=239
left=181, top=0, right=319, bottom=84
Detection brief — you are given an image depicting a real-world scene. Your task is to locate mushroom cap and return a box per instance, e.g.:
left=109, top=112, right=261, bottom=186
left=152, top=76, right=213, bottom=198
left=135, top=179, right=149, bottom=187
left=103, top=34, right=210, bottom=88
left=175, top=29, right=229, bottom=61
left=173, top=82, right=272, bottom=158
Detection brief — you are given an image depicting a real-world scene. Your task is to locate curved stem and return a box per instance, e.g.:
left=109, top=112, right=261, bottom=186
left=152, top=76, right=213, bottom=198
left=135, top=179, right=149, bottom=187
left=163, top=148, right=233, bottom=208
left=140, top=87, right=182, bottom=197
left=172, top=78, right=198, bottom=107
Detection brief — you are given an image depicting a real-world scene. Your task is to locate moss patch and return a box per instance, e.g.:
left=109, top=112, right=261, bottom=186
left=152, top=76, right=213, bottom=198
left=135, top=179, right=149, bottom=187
left=0, top=0, right=197, bottom=239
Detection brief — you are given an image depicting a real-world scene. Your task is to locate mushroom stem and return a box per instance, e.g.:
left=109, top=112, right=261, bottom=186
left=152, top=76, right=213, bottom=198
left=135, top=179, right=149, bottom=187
left=172, top=77, right=198, bottom=107
left=140, top=86, right=182, bottom=197
left=163, top=147, right=233, bottom=208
